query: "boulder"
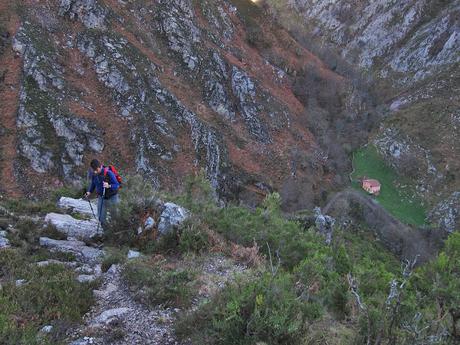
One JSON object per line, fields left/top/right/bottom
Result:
{"left": 69, "top": 337, "right": 95, "bottom": 345}
{"left": 57, "top": 197, "right": 97, "bottom": 217}
{"left": 127, "top": 250, "right": 141, "bottom": 259}
{"left": 15, "top": 279, "right": 27, "bottom": 287}
{"left": 39, "top": 237, "right": 103, "bottom": 264}
{"left": 0, "top": 231, "right": 10, "bottom": 249}
{"left": 45, "top": 213, "right": 101, "bottom": 240}
{"left": 314, "top": 207, "right": 335, "bottom": 245}
{"left": 77, "top": 274, "right": 97, "bottom": 283}
{"left": 158, "top": 202, "right": 189, "bottom": 235}
{"left": 92, "top": 307, "right": 131, "bottom": 325}
{"left": 144, "top": 217, "right": 155, "bottom": 230}
{"left": 75, "top": 263, "right": 102, "bottom": 276}
{"left": 93, "top": 282, "right": 117, "bottom": 299}
{"left": 40, "top": 325, "right": 53, "bottom": 334}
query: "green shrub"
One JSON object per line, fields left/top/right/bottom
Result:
{"left": 101, "top": 247, "right": 127, "bottom": 272}
{"left": 50, "top": 185, "right": 86, "bottom": 201}
{"left": 178, "top": 217, "right": 211, "bottom": 254}
{"left": 413, "top": 232, "right": 460, "bottom": 339}
{"left": 172, "top": 170, "right": 217, "bottom": 214}
{"left": 104, "top": 175, "right": 159, "bottom": 247}
{"left": 176, "top": 270, "right": 307, "bottom": 345}
{"left": 0, "top": 249, "right": 94, "bottom": 344}
{"left": 205, "top": 193, "right": 329, "bottom": 269}
{"left": 0, "top": 180, "right": 82, "bottom": 216}
{"left": 122, "top": 257, "right": 197, "bottom": 308}
{"left": 7, "top": 219, "right": 66, "bottom": 255}
{"left": 2, "top": 199, "right": 58, "bottom": 216}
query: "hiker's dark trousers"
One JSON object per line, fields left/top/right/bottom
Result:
{"left": 97, "top": 194, "right": 120, "bottom": 226}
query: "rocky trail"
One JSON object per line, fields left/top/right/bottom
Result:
{"left": 68, "top": 264, "right": 179, "bottom": 345}
{"left": 22, "top": 196, "right": 246, "bottom": 345}
{"left": 41, "top": 197, "right": 177, "bottom": 344}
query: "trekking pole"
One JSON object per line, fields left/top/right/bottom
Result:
{"left": 85, "top": 195, "right": 98, "bottom": 221}
{"left": 84, "top": 169, "right": 99, "bottom": 222}
{"left": 96, "top": 187, "right": 106, "bottom": 232}
{"left": 84, "top": 193, "right": 102, "bottom": 234}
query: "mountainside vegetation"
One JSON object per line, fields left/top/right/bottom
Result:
{"left": 1, "top": 175, "right": 458, "bottom": 344}
{"left": 0, "top": 0, "right": 459, "bottom": 344}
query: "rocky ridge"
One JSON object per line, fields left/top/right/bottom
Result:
{"left": 281, "top": 0, "right": 459, "bottom": 85}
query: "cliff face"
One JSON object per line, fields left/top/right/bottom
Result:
{"left": 267, "top": 0, "right": 460, "bottom": 229}
{"left": 0, "top": 0, "right": 375, "bottom": 210}
{"left": 280, "top": 0, "right": 459, "bottom": 85}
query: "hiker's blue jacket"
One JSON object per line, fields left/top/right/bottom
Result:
{"left": 88, "top": 166, "right": 120, "bottom": 196}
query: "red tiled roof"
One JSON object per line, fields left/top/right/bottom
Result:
{"left": 363, "top": 179, "right": 381, "bottom": 188}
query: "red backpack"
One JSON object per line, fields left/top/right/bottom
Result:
{"left": 103, "top": 165, "right": 123, "bottom": 188}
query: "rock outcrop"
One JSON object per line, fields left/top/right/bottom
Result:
{"left": 59, "top": 0, "right": 107, "bottom": 30}
{"left": 58, "top": 197, "right": 97, "bottom": 217}
{"left": 313, "top": 207, "right": 335, "bottom": 245}
{"left": 68, "top": 264, "right": 179, "bottom": 345}
{"left": 428, "top": 191, "right": 460, "bottom": 234}
{"left": 280, "top": 0, "right": 460, "bottom": 84}
{"left": 12, "top": 22, "right": 104, "bottom": 179}
{"left": 158, "top": 202, "right": 190, "bottom": 236}
{"left": 2, "top": 0, "right": 366, "bottom": 210}
{"left": 39, "top": 237, "right": 103, "bottom": 263}
{"left": 45, "top": 213, "right": 101, "bottom": 240}
{"left": 0, "top": 230, "right": 10, "bottom": 249}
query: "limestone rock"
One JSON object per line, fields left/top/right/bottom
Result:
{"left": 93, "top": 282, "right": 117, "bottom": 299}
{"left": 144, "top": 217, "right": 155, "bottom": 231}
{"left": 40, "top": 325, "right": 53, "bottom": 334}
{"left": 13, "top": 23, "right": 104, "bottom": 178}
{"left": 428, "top": 191, "right": 460, "bottom": 233}
{"left": 59, "top": 0, "right": 107, "bottom": 30}
{"left": 15, "top": 279, "right": 27, "bottom": 287}
{"left": 77, "top": 274, "right": 97, "bottom": 283}
{"left": 127, "top": 250, "right": 141, "bottom": 259}
{"left": 231, "top": 66, "right": 269, "bottom": 143}
{"left": 39, "top": 237, "right": 103, "bottom": 263}
{"left": 158, "top": 202, "right": 189, "bottom": 235}
{"left": 92, "top": 307, "right": 131, "bottom": 325}
{"left": 69, "top": 337, "right": 95, "bottom": 345}
{"left": 44, "top": 213, "right": 101, "bottom": 240}
{"left": 0, "top": 231, "right": 10, "bottom": 249}
{"left": 314, "top": 207, "right": 335, "bottom": 244}
{"left": 35, "top": 259, "right": 78, "bottom": 268}
{"left": 75, "top": 263, "right": 102, "bottom": 276}
{"left": 156, "top": 0, "right": 201, "bottom": 70}
{"left": 284, "top": 0, "right": 460, "bottom": 84}
{"left": 58, "top": 197, "right": 97, "bottom": 217}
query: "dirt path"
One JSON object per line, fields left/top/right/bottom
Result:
{"left": 68, "top": 253, "right": 246, "bottom": 345}
{"left": 68, "top": 264, "right": 179, "bottom": 345}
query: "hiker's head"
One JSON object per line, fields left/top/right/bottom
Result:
{"left": 90, "top": 159, "right": 102, "bottom": 174}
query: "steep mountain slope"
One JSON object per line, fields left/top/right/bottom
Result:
{"left": 266, "top": 0, "right": 460, "bottom": 229}
{"left": 0, "top": 0, "right": 376, "bottom": 210}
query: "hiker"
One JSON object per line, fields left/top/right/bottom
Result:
{"left": 85, "top": 159, "right": 120, "bottom": 227}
